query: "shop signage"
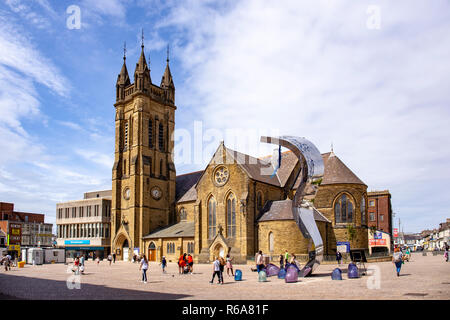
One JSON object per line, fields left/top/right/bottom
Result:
{"left": 369, "top": 239, "right": 386, "bottom": 246}
{"left": 65, "top": 240, "right": 90, "bottom": 245}
{"left": 337, "top": 241, "right": 350, "bottom": 253}
{"left": 393, "top": 228, "right": 398, "bottom": 237}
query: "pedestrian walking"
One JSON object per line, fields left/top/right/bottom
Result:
{"left": 160, "top": 256, "right": 167, "bottom": 273}
{"left": 392, "top": 247, "right": 403, "bottom": 277}
{"left": 178, "top": 254, "right": 186, "bottom": 274}
{"left": 444, "top": 243, "right": 449, "bottom": 262}
{"left": 226, "top": 254, "right": 234, "bottom": 276}
{"left": 80, "top": 254, "right": 85, "bottom": 267}
{"left": 336, "top": 251, "right": 342, "bottom": 265}
{"left": 113, "top": 252, "right": 116, "bottom": 263}
{"left": 279, "top": 254, "right": 284, "bottom": 269}
{"left": 256, "top": 251, "right": 265, "bottom": 273}
{"left": 187, "top": 254, "right": 194, "bottom": 274}
{"left": 209, "top": 257, "right": 222, "bottom": 284}
{"left": 73, "top": 256, "right": 80, "bottom": 275}
{"left": 96, "top": 256, "right": 100, "bottom": 265}
{"left": 218, "top": 256, "right": 225, "bottom": 283}
{"left": 284, "top": 250, "right": 289, "bottom": 266}
{"left": 107, "top": 254, "right": 112, "bottom": 266}
{"left": 140, "top": 254, "right": 149, "bottom": 283}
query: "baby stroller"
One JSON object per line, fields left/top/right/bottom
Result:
{"left": 183, "top": 265, "right": 189, "bottom": 274}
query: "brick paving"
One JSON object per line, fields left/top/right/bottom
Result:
{"left": 0, "top": 253, "right": 448, "bottom": 300}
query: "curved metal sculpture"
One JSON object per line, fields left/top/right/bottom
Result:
{"left": 261, "top": 135, "right": 324, "bottom": 276}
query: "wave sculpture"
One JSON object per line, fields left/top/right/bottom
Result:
{"left": 260, "top": 136, "right": 325, "bottom": 276}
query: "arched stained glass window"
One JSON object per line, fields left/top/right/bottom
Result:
{"left": 227, "top": 193, "right": 236, "bottom": 238}
{"left": 361, "top": 196, "right": 366, "bottom": 225}
{"left": 334, "top": 194, "right": 354, "bottom": 224}
{"left": 269, "top": 232, "right": 274, "bottom": 252}
{"left": 208, "top": 197, "right": 217, "bottom": 239}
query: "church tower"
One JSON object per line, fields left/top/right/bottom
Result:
{"left": 111, "top": 37, "right": 176, "bottom": 261}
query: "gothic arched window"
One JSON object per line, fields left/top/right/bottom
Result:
{"left": 361, "top": 196, "right": 366, "bottom": 225}
{"left": 226, "top": 193, "right": 236, "bottom": 238}
{"left": 179, "top": 207, "right": 187, "bottom": 221}
{"left": 257, "top": 191, "right": 263, "bottom": 210}
{"left": 269, "top": 232, "right": 274, "bottom": 252}
{"left": 334, "top": 193, "right": 354, "bottom": 224}
{"left": 208, "top": 196, "right": 217, "bottom": 239}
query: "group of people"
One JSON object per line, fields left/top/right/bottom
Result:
{"left": 178, "top": 253, "right": 194, "bottom": 274}
{"left": 278, "top": 251, "right": 300, "bottom": 269}
{"left": 209, "top": 254, "right": 234, "bottom": 284}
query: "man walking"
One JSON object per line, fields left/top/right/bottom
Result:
{"left": 256, "top": 251, "right": 265, "bottom": 273}
{"left": 284, "top": 250, "right": 289, "bottom": 266}
{"left": 113, "top": 252, "right": 116, "bottom": 263}
{"left": 210, "top": 257, "right": 222, "bottom": 284}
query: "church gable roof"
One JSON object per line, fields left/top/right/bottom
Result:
{"left": 143, "top": 221, "right": 195, "bottom": 239}
{"left": 321, "top": 152, "right": 366, "bottom": 186}
{"left": 176, "top": 170, "right": 203, "bottom": 203}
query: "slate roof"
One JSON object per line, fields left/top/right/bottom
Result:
{"left": 143, "top": 221, "right": 195, "bottom": 239}
{"left": 257, "top": 199, "right": 331, "bottom": 223}
{"left": 321, "top": 151, "right": 366, "bottom": 186}
{"left": 175, "top": 171, "right": 203, "bottom": 203}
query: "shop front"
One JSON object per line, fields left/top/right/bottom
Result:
{"left": 64, "top": 240, "right": 110, "bottom": 260}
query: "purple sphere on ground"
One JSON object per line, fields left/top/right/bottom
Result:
{"left": 278, "top": 268, "right": 286, "bottom": 279}
{"left": 285, "top": 265, "right": 299, "bottom": 283}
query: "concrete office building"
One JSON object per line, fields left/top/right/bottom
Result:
{"left": 56, "top": 190, "right": 112, "bottom": 259}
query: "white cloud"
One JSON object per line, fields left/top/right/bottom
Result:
{"left": 156, "top": 0, "right": 450, "bottom": 232}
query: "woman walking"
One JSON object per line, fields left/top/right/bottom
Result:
{"left": 392, "top": 247, "right": 403, "bottom": 277}
{"left": 218, "top": 256, "right": 225, "bottom": 284}
{"left": 140, "top": 254, "right": 149, "bottom": 283}
{"left": 160, "top": 256, "right": 167, "bottom": 273}
{"left": 178, "top": 254, "right": 186, "bottom": 274}
{"left": 226, "top": 254, "right": 234, "bottom": 276}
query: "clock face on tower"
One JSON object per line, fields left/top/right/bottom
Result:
{"left": 151, "top": 187, "right": 162, "bottom": 200}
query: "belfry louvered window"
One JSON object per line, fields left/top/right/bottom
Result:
{"left": 148, "top": 119, "right": 153, "bottom": 148}
{"left": 124, "top": 122, "right": 128, "bottom": 149}
{"left": 159, "top": 123, "right": 164, "bottom": 151}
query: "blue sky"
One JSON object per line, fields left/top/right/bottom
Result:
{"left": 0, "top": 0, "right": 449, "bottom": 233}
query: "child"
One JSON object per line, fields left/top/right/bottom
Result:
{"left": 279, "top": 254, "right": 284, "bottom": 269}
{"left": 96, "top": 257, "right": 100, "bottom": 265}
{"left": 160, "top": 256, "right": 167, "bottom": 273}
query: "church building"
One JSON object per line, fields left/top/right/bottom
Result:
{"left": 110, "top": 41, "right": 369, "bottom": 263}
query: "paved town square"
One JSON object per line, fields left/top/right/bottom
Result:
{"left": 0, "top": 253, "right": 448, "bottom": 300}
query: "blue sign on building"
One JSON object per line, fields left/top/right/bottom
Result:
{"left": 374, "top": 232, "right": 382, "bottom": 239}
{"left": 65, "top": 240, "right": 90, "bottom": 245}
{"left": 337, "top": 241, "right": 350, "bottom": 253}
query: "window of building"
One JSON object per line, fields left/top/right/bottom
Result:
{"left": 380, "top": 214, "right": 384, "bottom": 222}
{"left": 166, "top": 242, "right": 175, "bottom": 254}
{"left": 334, "top": 193, "right": 354, "bottom": 224}
{"left": 160, "top": 159, "right": 163, "bottom": 176}
{"left": 159, "top": 123, "right": 164, "bottom": 151}
{"left": 369, "top": 212, "right": 376, "bottom": 221}
{"left": 72, "top": 207, "right": 76, "bottom": 218}
{"left": 226, "top": 193, "right": 236, "bottom": 238}
{"left": 269, "top": 232, "right": 274, "bottom": 252}
{"left": 179, "top": 208, "right": 187, "bottom": 221}
{"left": 124, "top": 122, "right": 128, "bottom": 149}
{"left": 148, "top": 118, "right": 153, "bottom": 148}
{"left": 369, "top": 200, "right": 375, "bottom": 207}
{"left": 208, "top": 196, "right": 217, "bottom": 239}
{"left": 257, "top": 191, "right": 263, "bottom": 211}
{"left": 187, "top": 242, "right": 194, "bottom": 254}
{"left": 361, "top": 196, "right": 366, "bottom": 225}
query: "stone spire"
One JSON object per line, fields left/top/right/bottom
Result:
{"left": 161, "top": 44, "right": 175, "bottom": 103}
{"left": 134, "top": 29, "right": 151, "bottom": 92}
{"left": 116, "top": 42, "right": 130, "bottom": 102}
